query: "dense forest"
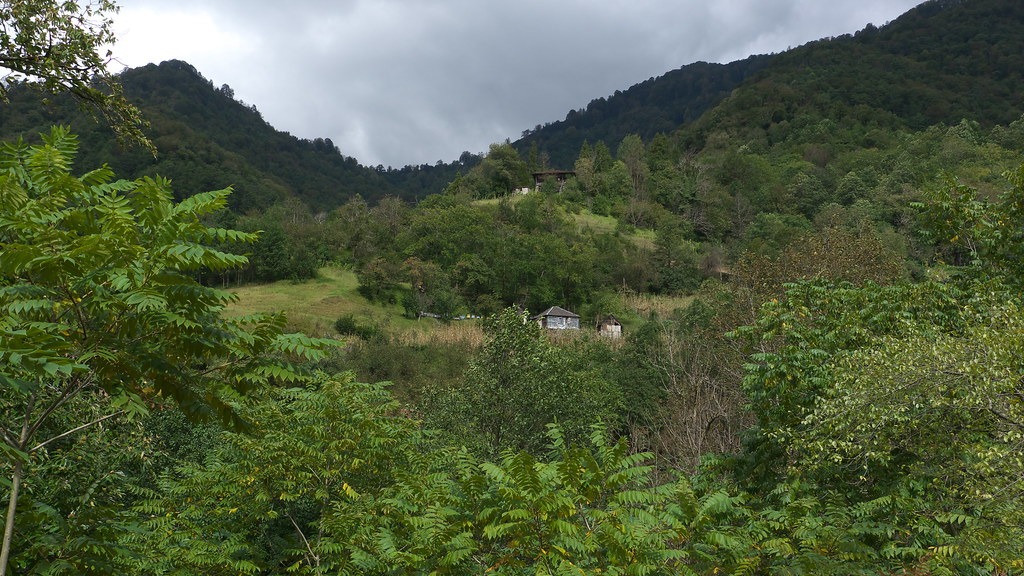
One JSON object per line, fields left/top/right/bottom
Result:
{"left": 3, "top": 0, "right": 1024, "bottom": 573}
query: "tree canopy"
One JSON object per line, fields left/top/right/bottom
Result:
{"left": 0, "top": 0, "right": 148, "bottom": 148}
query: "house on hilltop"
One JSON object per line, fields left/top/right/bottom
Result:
{"left": 532, "top": 306, "right": 580, "bottom": 330}
{"left": 532, "top": 170, "right": 575, "bottom": 192}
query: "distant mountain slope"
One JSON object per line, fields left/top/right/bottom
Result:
{"left": 684, "top": 0, "right": 1024, "bottom": 151}
{"left": 512, "top": 55, "right": 773, "bottom": 167}
{"left": 519, "top": 0, "right": 1023, "bottom": 165}
{"left": 2, "top": 0, "right": 1021, "bottom": 214}
{"left": 125, "top": 60, "right": 403, "bottom": 211}
{"left": 861, "top": 0, "right": 1023, "bottom": 127}
{"left": 0, "top": 60, "right": 409, "bottom": 212}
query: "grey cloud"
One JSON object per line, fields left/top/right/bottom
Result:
{"left": 115, "top": 0, "right": 921, "bottom": 167}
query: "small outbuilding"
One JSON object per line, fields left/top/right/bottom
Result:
{"left": 532, "top": 306, "right": 580, "bottom": 330}
{"left": 597, "top": 314, "right": 623, "bottom": 338}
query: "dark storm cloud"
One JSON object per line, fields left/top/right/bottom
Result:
{"left": 114, "top": 0, "right": 921, "bottom": 167}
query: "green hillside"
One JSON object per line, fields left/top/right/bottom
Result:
{"left": 518, "top": 0, "right": 1024, "bottom": 171}
{"left": 2, "top": 1, "right": 1021, "bottom": 215}
{"left": 687, "top": 0, "right": 1024, "bottom": 153}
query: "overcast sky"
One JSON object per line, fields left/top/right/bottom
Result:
{"left": 111, "top": 0, "right": 922, "bottom": 168}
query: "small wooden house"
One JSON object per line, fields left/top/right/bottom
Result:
{"left": 532, "top": 306, "right": 580, "bottom": 330}
{"left": 597, "top": 314, "right": 622, "bottom": 338}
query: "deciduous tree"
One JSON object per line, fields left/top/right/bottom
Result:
{"left": 423, "top": 308, "right": 621, "bottom": 457}
{"left": 0, "top": 0, "right": 149, "bottom": 149}
{"left": 0, "top": 129, "right": 333, "bottom": 573}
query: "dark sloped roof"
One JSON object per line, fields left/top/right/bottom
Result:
{"left": 531, "top": 170, "right": 576, "bottom": 178}
{"left": 533, "top": 305, "right": 579, "bottom": 319}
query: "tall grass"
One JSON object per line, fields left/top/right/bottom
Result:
{"left": 393, "top": 320, "right": 485, "bottom": 348}
{"left": 619, "top": 291, "right": 694, "bottom": 318}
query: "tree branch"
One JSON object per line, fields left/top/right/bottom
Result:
{"left": 30, "top": 410, "right": 124, "bottom": 454}
{"left": 985, "top": 406, "right": 1024, "bottom": 433}
{"left": 25, "top": 375, "right": 93, "bottom": 447}
{"left": 288, "top": 511, "right": 320, "bottom": 567}
{"left": 0, "top": 427, "right": 18, "bottom": 451}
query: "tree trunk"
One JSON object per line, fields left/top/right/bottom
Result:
{"left": 1, "top": 397, "right": 34, "bottom": 576}
{"left": 0, "top": 460, "right": 24, "bottom": 576}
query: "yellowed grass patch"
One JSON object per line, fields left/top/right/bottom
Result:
{"left": 393, "top": 320, "right": 486, "bottom": 348}
{"left": 619, "top": 291, "right": 694, "bottom": 318}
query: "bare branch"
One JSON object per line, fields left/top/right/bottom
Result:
{"left": 25, "top": 374, "right": 94, "bottom": 446}
{"left": 288, "top": 512, "right": 320, "bottom": 567}
{"left": 30, "top": 410, "right": 124, "bottom": 454}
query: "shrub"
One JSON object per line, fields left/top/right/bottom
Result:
{"left": 333, "top": 314, "right": 379, "bottom": 340}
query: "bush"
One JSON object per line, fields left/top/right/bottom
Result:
{"left": 333, "top": 314, "right": 380, "bottom": 340}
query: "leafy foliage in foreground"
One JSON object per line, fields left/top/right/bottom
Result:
{"left": 0, "top": 128, "right": 336, "bottom": 573}
{"left": 721, "top": 168, "right": 1024, "bottom": 574}
{"left": 0, "top": 0, "right": 149, "bottom": 149}
{"left": 121, "top": 373, "right": 754, "bottom": 575}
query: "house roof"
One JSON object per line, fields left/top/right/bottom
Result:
{"left": 532, "top": 305, "right": 579, "bottom": 319}
{"left": 598, "top": 314, "right": 621, "bottom": 326}
{"left": 531, "top": 170, "right": 576, "bottom": 178}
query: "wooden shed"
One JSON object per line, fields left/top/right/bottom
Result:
{"left": 597, "top": 314, "right": 623, "bottom": 338}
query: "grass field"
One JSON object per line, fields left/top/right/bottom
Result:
{"left": 471, "top": 194, "right": 657, "bottom": 250}
{"left": 570, "top": 210, "right": 617, "bottom": 234}
{"left": 226, "top": 267, "right": 487, "bottom": 343}
{"left": 619, "top": 291, "right": 694, "bottom": 319}
{"left": 569, "top": 210, "right": 656, "bottom": 250}
{"left": 224, "top": 267, "right": 412, "bottom": 337}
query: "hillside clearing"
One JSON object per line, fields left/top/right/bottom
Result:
{"left": 226, "top": 267, "right": 695, "bottom": 341}
{"left": 225, "top": 267, "right": 408, "bottom": 337}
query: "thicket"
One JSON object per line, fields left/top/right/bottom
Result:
{"left": 201, "top": 111, "right": 1023, "bottom": 321}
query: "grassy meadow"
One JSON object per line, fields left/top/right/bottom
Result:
{"left": 569, "top": 210, "right": 657, "bottom": 250}
{"left": 224, "top": 267, "right": 403, "bottom": 337}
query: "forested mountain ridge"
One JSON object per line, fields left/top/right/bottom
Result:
{"left": 523, "top": 0, "right": 1024, "bottom": 166}
{"left": 117, "top": 60, "right": 401, "bottom": 211}
{"left": 512, "top": 54, "right": 774, "bottom": 167}
{"left": 1, "top": 0, "right": 1021, "bottom": 211}
{"left": 685, "top": 0, "right": 1024, "bottom": 153}
{"left": 0, "top": 60, "right": 474, "bottom": 212}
